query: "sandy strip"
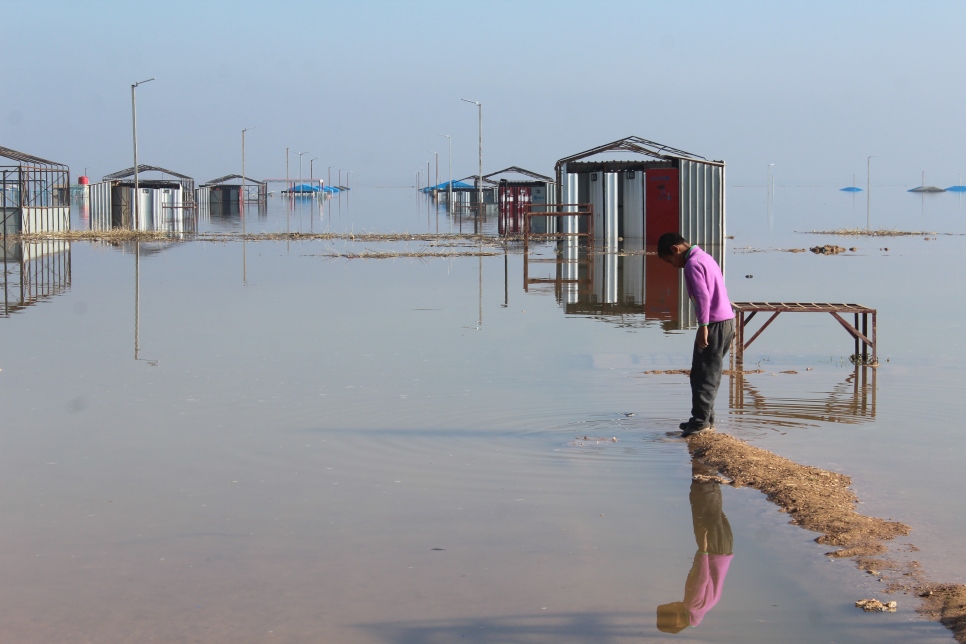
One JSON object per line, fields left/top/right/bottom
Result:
{"left": 687, "top": 432, "right": 966, "bottom": 642}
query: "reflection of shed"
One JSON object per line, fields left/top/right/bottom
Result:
{"left": 0, "top": 146, "right": 70, "bottom": 235}
{"left": 484, "top": 167, "right": 556, "bottom": 235}
{"left": 523, "top": 242, "right": 725, "bottom": 331}
{"left": 555, "top": 136, "right": 725, "bottom": 247}
{"left": 199, "top": 174, "right": 268, "bottom": 216}
{"left": 1, "top": 238, "right": 71, "bottom": 317}
{"left": 90, "top": 165, "right": 195, "bottom": 231}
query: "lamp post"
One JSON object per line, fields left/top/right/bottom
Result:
{"left": 461, "top": 98, "right": 482, "bottom": 217}
{"left": 867, "top": 156, "right": 874, "bottom": 231}
{"left": 242, "top": 127, "right": 255, "bottom": 208}
{"left": 346, "top": 170, "right": 351, "bottom": 191}
{"left": 131, "top": 77, "right": 155, "bottom": 229}
{"left": 438, "top": 133, "right": 452, "bottom": 209}
{"left": 310, "top": 158, "right": 318, "bottom": 185}
{"left": 328, "top": 166, "right": 332, "bottom": 191}
{"left": 298, "top": 152, "right": 306, "bottom": 195}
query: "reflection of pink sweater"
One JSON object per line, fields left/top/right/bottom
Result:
{"left": 684, "top": 553, "right": 733, "bottom": 626}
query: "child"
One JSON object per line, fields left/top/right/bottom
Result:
{"left": 657, "top": 233, "right": 735, "bottom": 437}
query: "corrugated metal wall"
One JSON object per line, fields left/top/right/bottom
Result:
{"left": 678, "top": 160, "right": 725, "bottom": 246}
{"left": 21, "top": 207, "right": 69, "bottom": 234}
{"left": 622, "top": 171, "right": 644, "bottom": 240}
{"left": 89, "top": 181, "right": 113, "bottom": 230}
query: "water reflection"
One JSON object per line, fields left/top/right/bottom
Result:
{"left": 657, "top": 451, "right": 734, "bottom": 633}
{"left": 523, "top": 242, "right": 726, "bottom": 331}
{"left": 1, "top": 238, "right": 71, "bottom": 317}
{"left": 729, "top": 367, "right": 876, "bottom": 427}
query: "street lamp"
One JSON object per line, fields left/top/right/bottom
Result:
{"left": 867, "top": 156, "right": 874, "bottom": 231}
{"left": 461, "top": 98, "right": 482, "bottom": 216}
{"left": 242, "top": 126, "right": 255, "bottom": 208}
{"left": 131, "top": 77, "right": 155, "bottom": 229}
{"left": 438, "top": 133, "right": 452, "bottom": 209}
{"left": 310, "top": 158, "right": 318, "bottom": 185}
{"left": 298, "top": 152, "right": 306, "bottom": 194}
{"left": 346, "top": 170, "right": 352, "bottom": 191}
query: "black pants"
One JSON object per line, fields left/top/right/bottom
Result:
{"left": 689, "top": 318, "right": 735, "bottom": 429}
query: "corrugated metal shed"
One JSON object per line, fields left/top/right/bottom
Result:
{"left": 554, "top": 136, "right": 725, "bottom": 248}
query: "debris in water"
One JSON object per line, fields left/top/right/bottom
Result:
{"left": 745, "top": 274, "right": 754, "bottom": 278}
{"left": 855, "top": 599, "right": 897, "bottom": 612}
{"left": 810, "top": 245, "right": 847, "bottom": 255}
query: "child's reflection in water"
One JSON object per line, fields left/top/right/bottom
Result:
{"left": 657, "top": 457, "right": 734, "bottom": 633}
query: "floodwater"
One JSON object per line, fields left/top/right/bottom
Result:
{"left": 1, "top": 184, "right": 964, "bottom": 642}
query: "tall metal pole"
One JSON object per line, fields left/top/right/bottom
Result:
{"left": 310, "top": 158, "right": 318, "bottom": 183}
{"left": 131, "top": 77, "right": 155, "bottom": 230}
{"left": 286, "top": 147, "right": 290, "bottom": 194}
{"left": 461, "top": 99, "right": 482, "bottom": 218}
{"left": 867, "top": 156, "right": 873, "bottom": 231}
{"left": 435, "top": 151, "right": 439, "bottom": 198}
{"left": 298, "top": 152, "right": 305, "bottom": 195}
{"left": 439, "top": 134, "right": 451, "bottom": 209}
{"left": 328, "top": 167, "right": 332, "bottom": 191}
{"left": 242, "top": 127, "right": 255, "bottom": 209}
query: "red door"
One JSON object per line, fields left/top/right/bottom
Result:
{"left": 645, "top": 169, "right": 678, "bottom": 245}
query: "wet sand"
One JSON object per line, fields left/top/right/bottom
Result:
{"left": 688, "top": 432, "right": 966, "bottom": 642}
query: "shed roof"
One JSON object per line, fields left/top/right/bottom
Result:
{"left": 0, "top": 145, "right": 67, "bottom": 169}
{"left": 103, "top": 164, "right": 194, "bottom": 182}
{"left": 483, "top": 166, "right": 554, "bottom": 183}
{"left": 202, "top": 173, "right": 267, "bottom": 187}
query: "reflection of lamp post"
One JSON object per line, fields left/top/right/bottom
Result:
{"left": 460, "top": 98, "right": 482, "bottom": 216}
{"left": 242, "top": 126, "right": 255, "bottom": 207}
{"left": 438, "top": 134, "right": 452, "bottom": 209}
{"left": 131, "top": 77, "right": 155, "bottom": 229}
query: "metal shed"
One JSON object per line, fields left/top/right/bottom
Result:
{"left": 484, "top": 166, "right": 556, "bottom": 235}
{"left": 90, "top": 165, "right": 195, "bottom": 231}
{"left": 199, "top": 174, "right": 268, "bottom": 216}
{"left": 0, "top": 146, "right": 71, "bottom": 235}
{"left": 555, "top": 136, "right": 725, "bottom": 248}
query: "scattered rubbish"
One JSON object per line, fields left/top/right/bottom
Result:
{"left": 780, "top": 370, "right": 798, "bottom": 374}
{"left": 745, "top": 274, "right": 754, "bottom": 278}
{"left": 644, "top": 369, "right": 690, "bottom": 375}
{"left": 722, "top": 369, "right": 765, "bottom": 375}
{"left": 849, "top": 247, "right": 858, "bottom": 252}
{"left": 787, "top": 248, "right": 807, "bottom": 253}
{"left": 810, "top": 245, "right": 847, "bottom": 255}
{"left": 855, "top": 599, "right": 897, "bottom": 612}
{"left": 623, "top": 412, "right": 635, "bottom": 417}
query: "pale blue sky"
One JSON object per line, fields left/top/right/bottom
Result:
{"left": 2, "top": 0, "right": 964, "bottom": 187}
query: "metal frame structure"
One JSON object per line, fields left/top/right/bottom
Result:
{"left": 2, "top": 239, "right": 71, "bottom": 317}
{"left": 0, "top": 146, "right": 70, "bottom": 236}
{"left": 522, "top": 203, "right": 594, "bottom": 253}
{"left": 731, "top": 302, "right": 877, "bottom": 366}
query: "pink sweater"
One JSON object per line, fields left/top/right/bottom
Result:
{"left": 684, "top": 246, "right": 734, "bottom": 325}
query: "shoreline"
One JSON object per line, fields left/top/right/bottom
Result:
{"left": 688, "top": 432, "right": 966, "bottom": 642}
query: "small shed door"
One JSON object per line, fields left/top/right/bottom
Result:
{"left": 645, "top": 168, "right": 678, "bottom": 245}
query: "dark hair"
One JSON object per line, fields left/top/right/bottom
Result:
{"left": 657, "top": 232, "right": 688, "bottom": 257}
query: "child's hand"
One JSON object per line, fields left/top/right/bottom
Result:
{"left": 696, "top": 326, "right": 709, "bottom": 349}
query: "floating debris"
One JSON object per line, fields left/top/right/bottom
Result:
{"left": 810, "top": 245, "right": 847, "bottom": 255}
{"left": 856, "top": 599, "right": 897, "bottom": 612}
